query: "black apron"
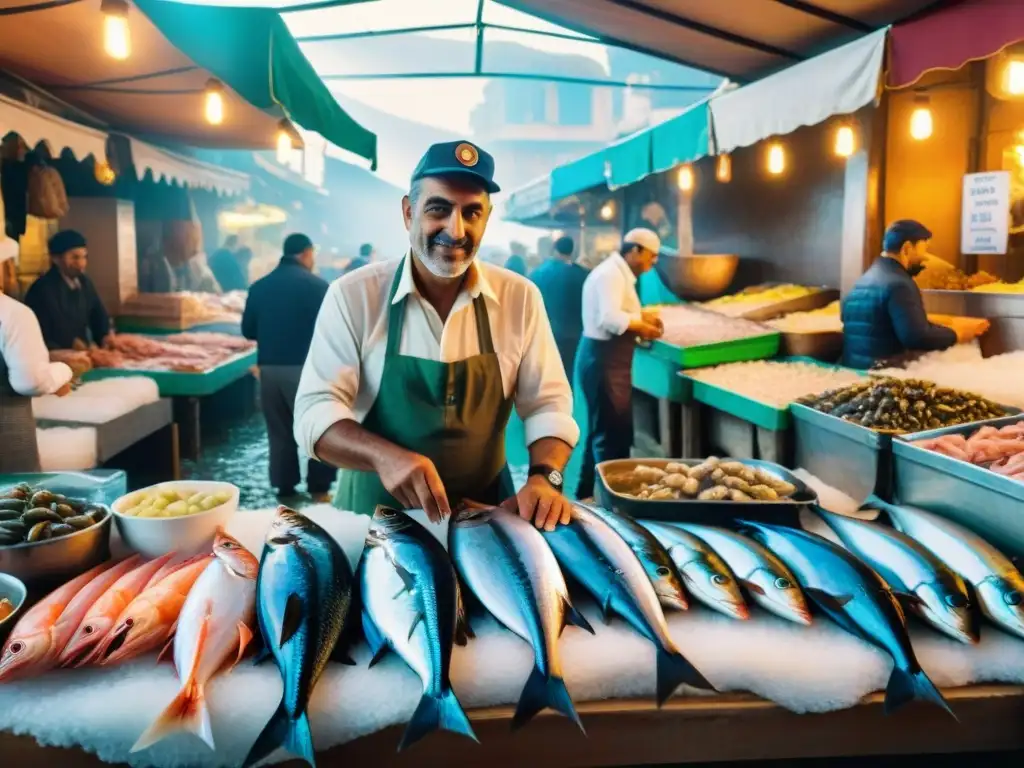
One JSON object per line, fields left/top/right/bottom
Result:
{"left": 575, "top": 333, "right": 636, "bottom": 499}
{"left": 0, "top": 352, "right": 41, "bottom": 473}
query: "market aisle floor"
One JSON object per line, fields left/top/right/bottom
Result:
{"left": 183, "top": 382, "right": 591, "bottom": 510}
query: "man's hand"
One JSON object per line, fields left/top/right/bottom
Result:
{"left": 502, "top": 475, "right": 572, "bottom": 531}
{"left": 55, "top": 383, "right": 72, "bottom": 397}
{"left": 636, "top": 321, "right": 664, "bottom": 340}
{"left": 374, "top": 446, "right": 451, "bottom": 523}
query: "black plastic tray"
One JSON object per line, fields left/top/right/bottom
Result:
{"left": 595, "top": 458, "right": 814, "bottom": 527}
{"left": 893, "top": 414, "right": 1024, "bottom": 558}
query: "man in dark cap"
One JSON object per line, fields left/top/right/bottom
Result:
{"left": 841, "top": 219, "right": 970, "bottom": 369}
{"left": 343, "top": 242, "right": 375, "bottom": 275}
{"left": 294, "top": 140, "right": 578, "bottom": 529}
{"left": 530, "top": 234, "right": 588, "bottom": 379}
{"left": 243, "top": 233, "right": 335, "bottom": 502}
{"left": 24, "top": 229, "right": 111, "bottom": 350}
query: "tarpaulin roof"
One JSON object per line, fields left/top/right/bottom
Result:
{"left": 497, "top": 0, "right": 942, "bottom": 82}
{"left": 888, "top": 0, "right": 1024, "bottom": 89}
{"left": 0, "top": 0, "right": 376, "bottom": 165}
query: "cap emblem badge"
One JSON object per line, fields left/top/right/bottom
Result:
{"left": 456, "top": 143, "right": 479, "bottom": 167}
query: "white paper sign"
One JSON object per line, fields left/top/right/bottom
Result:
{"left": 961, "top": 171, "right": 1010, "bottom": 255}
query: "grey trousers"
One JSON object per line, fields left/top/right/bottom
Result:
{"left": 259, "top": 365, "right": 336, "bottom": 494}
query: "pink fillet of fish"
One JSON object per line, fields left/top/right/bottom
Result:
{"left": 0, "top": 561, "right": 116, "bottom": 682}
{"left": 132, "top": 530, "right": 259, "bottom": 753}
{"left": 97, "top": 554, "right": 214, "bottom": 667}
{"left": 59, "top": 552, "right": 177, "bottom": 668}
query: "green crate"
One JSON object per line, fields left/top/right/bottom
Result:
{"left": 632, "top": 347, "right": 691, "bottom": 402}
{"left": 83, "top": 349, "right": 257, "bottom": 397}
{"left": 650, "top": 332, "right": 781, "bottom": 368}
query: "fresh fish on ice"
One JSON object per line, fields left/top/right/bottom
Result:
{"left": 815, "top": 505, "right": 976, "bottom": 644}
{"left": 60, "top": 552, "right": 178, "bottom": 667}
{"left": 742, "top": 520, "right": 954, "bottom": 718}
{"left": 361, "top": 506, "right": 477, "bottom": 751}
{"left": 0, "top": 560, "right": 122, "bottom": 682}
{"left": 584, "top": 505, "right": 689, "bottom": 611}
{"left": 450, "top": 505, "right": 593, "bottom": 732}
{"left": 871, "top": 496, "right": 1024, "bottom": 640}
{"left": 674, "top": 523, "right": 810, "bottom": 626}
{"left": 543, "top": 503, "right": 715, "bottom": 703}
{"left": 96, "top": 554, "right": 213, "bottom": 666}
{"left": 244, "top": 507, "right": 354, "bottom": 768}
{"left": 132, "top": 530, "right": 259, "bottom": 753}
{"left": 639, "top": 520, "right": 748, "bottom": 621}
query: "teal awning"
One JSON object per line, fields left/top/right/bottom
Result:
{"left": 651, "top": 101, "right": 711, "bottom": 173}
{"left": 605, "top": 130, "right": 652, "bottom": 189}
{"left": 550, "top": 148, "right": 607, "bottom": 200}
{"left": 134, "top": 0, "right": 377, "bottom": 169}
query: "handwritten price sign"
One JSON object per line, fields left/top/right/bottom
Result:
{"left": 961, "top": 171, "right": 1009, "bottom": 255}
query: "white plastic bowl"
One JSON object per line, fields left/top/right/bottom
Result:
{"left": 112, "top": 481, "right": 240, "bottom": 558}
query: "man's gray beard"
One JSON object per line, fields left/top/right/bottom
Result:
{"left": 415, "top": 246, "right": 472, "bottom": 279}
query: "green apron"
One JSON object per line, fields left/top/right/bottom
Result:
{"left": 334, "top": 259, "right": 516, "bottom": 515}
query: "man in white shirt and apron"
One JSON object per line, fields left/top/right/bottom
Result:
{"left": 575, "top": 228, "right": 664, "bottom": 499}
{"left": 293, "top": 141, "right": 579, "bottom": 530}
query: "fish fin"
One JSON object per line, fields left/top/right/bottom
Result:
{"left": 279, "top": 593, "right": 304, "bottom": 648}
{"left": 512, "top": 666, "right": 584, "bottom": 734}
{"left": 741, "top": 579, "right": 766, "bottom": 597}
{"left": 329, "top": 633, "right": 358, "bottom": 666}
{"left": 884, "top": 665, "right": 957, "bottom": 721}
{"left": 454, "top": 582, "right": 474, "bottom": 647}
{"left": 561, "top": 597, "right": 595, "bottom": 636}
{"left": 231, "top": 621, "right": 254, "bottom": 671}
{"left": 892, "top": 590, "right": 923, "bottom": 607}
{"left": 131, "top": 680, "right": 213, "bottom": 753}
{"left": 251, "top": 643, "right": 273, "bottom": 666}
{"left": 242, "top": 701, "right": 314, "bottom": 768}
{"left": 601, "top": 591, "right": 615, "bottom": 625}
{"left": 656, "top": 648, "right": 715, "bottom": 704}
{"left": 362, "top": 610, "right": 390, "bottom": 668}
{"left": 407, "top": 611, "right": 425, "bottom": 641}
{"left": 399, "top": 687, "right": 478, "bottom": 752}
{"left": 391, "top": 562, "right": 417, "bottom": 599}
{"left": 156, "top": 636, "right": 175, "bottom": 665}
{"left": 804, "top": 587, "right": 854, "bottom": 610}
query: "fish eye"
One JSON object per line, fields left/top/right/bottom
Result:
{"left": 711, "top": 574, "right": 729, "bottom": 586}
{"left": 774, "top": 577, "right": 792, "bottom": 590}
{"left": 8, "top": 642, "right": 23, "bottom": 654}
{"left": 381, "top": 508, "right": 395, "bottom": 518}
{"left": 220, "top": 541, "right": 236, "bottom": 549}
{"left": 83, "top": 625, "right": 94, "bottom": 635}
{"left": 655, "top": 566, "right": 671, "bottom": 577}
{"left": 946, "top": 594, "right": 968, "bottom": 608}
{"left": 124, "top": 618, "right": 135, "bottom": 628}
{"left": 1005, "top": 591, "right": 1022, "bottom": 606}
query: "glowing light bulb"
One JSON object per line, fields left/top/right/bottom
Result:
{"left": 834, "top": 125, "right": 855, "bottom": 158}
{"left": 716, "top": 154, "right": 731, "bottom": 183}
{"left": 1008, "top": 60, "right": 1024, "bottom": 96}
{"left": 204, "top": 80, "right": 224, "bottom": 126}
{"left": 677, "top": 164, "right": 694, "bottom": 192}
{"left": 910, "top": 93, "right": 933, "bottom": 141}
{"left": 599, "top": 201, "right": 615, "bottom": 221}
{"left": 767, "top": 143, "right": 785, "bottom": 176}
{"left": 102, "top": 0, "right": 130, "bottom": 61}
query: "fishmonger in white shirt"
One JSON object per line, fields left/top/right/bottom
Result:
{"left": 0, "top": 237, "right": 74, "bottom": 473}
{"left": 575, "top": 228, "right": 664, "bottom": 499}
{"left": 294, "top": 140, "right": 579, "bottom": 530}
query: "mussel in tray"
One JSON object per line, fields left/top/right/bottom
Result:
{"left": 799, "top": 378, "right": 1005, "bottom": 433}
{"left": 0, "top": 485, "right": 107, "bottom": 546}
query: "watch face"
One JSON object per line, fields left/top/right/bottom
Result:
{"left": 549, "top": 470, "right": 564, "bottom": 487}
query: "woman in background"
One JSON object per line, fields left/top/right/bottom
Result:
{"left": 0, "top": 236, "right": 74, "bottom": 472}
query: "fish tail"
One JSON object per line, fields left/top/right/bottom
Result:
{"left": 884, "top": 665, "right": 957, "bottom": 720}
{"left": 242, "top": 701, "right": 316, "bottom": 768}
{"left": 512, "top": 665, "right": 584, "bottom": 734}
{"left": 131, "top": 681, "right": 213, "bottom": 753}
{"left": 656, "top": 648, "right": 715, "bottom": 704}
{"left": 398, "top": 687, "right": 478, "bottom": 752}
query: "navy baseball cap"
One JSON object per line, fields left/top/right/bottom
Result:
{"left": 883, "top": 219, "right": 932, "bottom": 253}
{"left": 411, "top": 140, "right": 501, "bottom": 194}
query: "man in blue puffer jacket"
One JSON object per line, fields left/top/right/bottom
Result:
{"left": 841, "top": 220, "right": 958, "bottom": 369}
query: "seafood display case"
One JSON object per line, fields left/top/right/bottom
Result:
{"left": 82, "top": 349, "right": 257, "bottom": 397}
{"left": 596, "top": 458, "right": 815, "bottom": 526}
{"left": 893, "top": 414, "right": 1024, "bottom": 559}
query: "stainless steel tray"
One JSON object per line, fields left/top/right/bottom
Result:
{"left": 893, "top": 415, "right": 1024, "bottom": 558}
{"left": 595, "top": 458, "right": 815, "bottom": 527}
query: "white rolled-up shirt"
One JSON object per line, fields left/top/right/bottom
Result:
{"left": 0, "top": 293, "right": 73, "bottom": 396}
{"left": 294, "top": 254, "right": 579, "bottom": 460}
{"left": 581, "top": 252, "right": 643, "bottom": 340}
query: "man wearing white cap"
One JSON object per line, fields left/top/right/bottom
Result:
{"left": 575, "top": 228, "right": 664, "bottom": 499}
{"left": 0, "top": 236, "right": 74, "bottom": 473}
